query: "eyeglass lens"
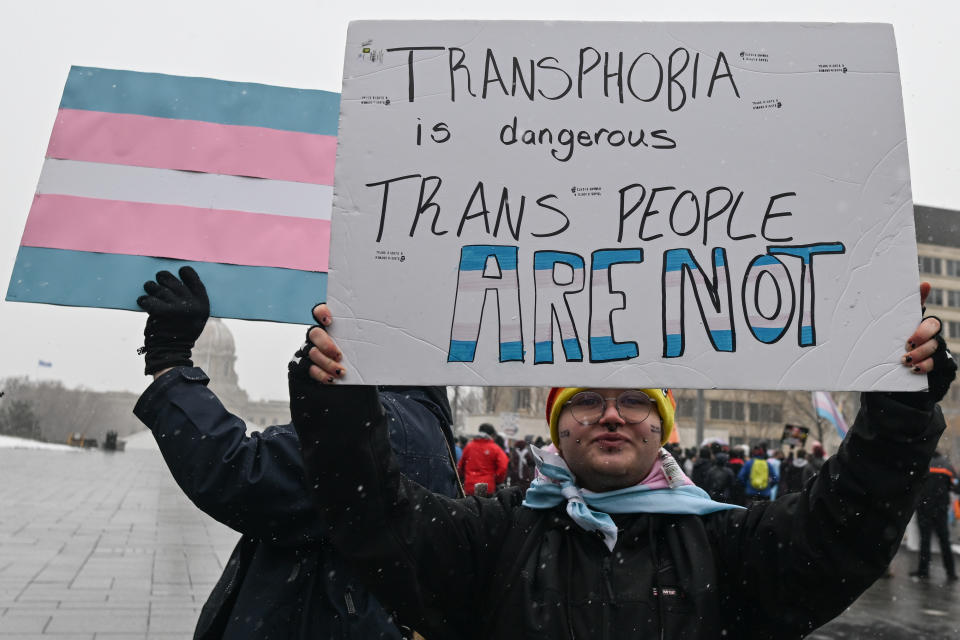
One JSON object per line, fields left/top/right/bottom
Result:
{"left": 568, "top": 391, "right": 653, "bottom": 424}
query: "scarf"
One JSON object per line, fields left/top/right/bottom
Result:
{"left": 522, "top": 446, "right": 743, "bottom": 551}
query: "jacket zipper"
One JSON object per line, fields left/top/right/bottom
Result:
{"left": 344, "top": 586, "right": 357, "bottom": 616}
{"left": 601, "top": 555, "right": 614, "bottom": 640}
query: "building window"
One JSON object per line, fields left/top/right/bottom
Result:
{"left": 949, "top": 291, "right": 960, "bottom": 308}
{"left": 676, "top": 401, "right": 695, "bottom": 418}
{"left": 928, "top": 288, "right": 944, "bottom": 306}
{"left": 513, "top": 388, "right": 530, "bottom": 411}
{"left": 948, "top": 260, "right": 960, "bottom": 277}
{"left": 919, "top": 256, "right": 942, "bottom": 275}
{"left": 949, "top": 321, "right": 960, "bottom": 340}
{"left": 748, "top": 402, "right": 783, "bottom": 423}
{"left": 710, "top": 400, "right": 745, "bottom": 421}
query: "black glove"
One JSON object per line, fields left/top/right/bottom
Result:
{"left": 887, "top": 318, "right": 957, "bottom": 410}
{"left": 136, "top": 266, "right": 210, "bottom": 375}
{"left": 927, "top": 332, "right": 957, "bottom": 404}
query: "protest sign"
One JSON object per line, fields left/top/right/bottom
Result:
{"left": 6, "top": 67, "right": 337, "bottom": 324}
{"left": 328, "top": 21, "right": 923, "bottom": 390}
{"left": 780, "top": 424, "right": 810, "bottom": 448}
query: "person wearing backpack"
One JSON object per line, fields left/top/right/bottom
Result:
{"left": 738, "top": 444, "right": 779, "bottom": 502}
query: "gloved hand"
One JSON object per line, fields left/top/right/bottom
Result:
{"left": 890, "top": 314, "right": 957, "bottom": 410}
{"left": 136, "top": 266, "right": 210, "bottom": 375}
{"left": 926, "top": 331, "right": 957, "bottom": 404}
{"left": 288, "top": 304, "right": 381, "bottom": 430}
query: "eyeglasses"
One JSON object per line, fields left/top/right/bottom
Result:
{"left": 563, "top": 390, "right": 655, "bottom": 425}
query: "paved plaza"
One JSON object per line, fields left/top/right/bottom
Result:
{"left": 2, "top": 434, "right": 960, "bottom": 639}
{"left": 0, "top": 434, "right": 236, "bottom": 639}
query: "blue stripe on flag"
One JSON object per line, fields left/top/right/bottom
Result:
{"left": 6, "top": 247, "right": 325, "bottom": 325}
{"left": 61, "top": 66, "right": 340, "bottom": 136}
{"left": 817, "top": 407, "right": 848, "bottom": 438}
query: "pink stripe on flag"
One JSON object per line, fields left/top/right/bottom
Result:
{"left": 47, "top": 109, "right": 336, "bottom": 185}
{"left": 21, "top": 194, "right": 329, "bottom": 272}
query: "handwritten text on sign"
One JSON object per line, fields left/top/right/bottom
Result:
{"left": 329, "top": 22, "right": 922, "bottom": 391}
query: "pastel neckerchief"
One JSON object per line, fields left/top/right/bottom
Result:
{"left": 522, "top": 446, "right": 743, "bottom": 551}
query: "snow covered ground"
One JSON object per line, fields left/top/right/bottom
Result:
{"left": 0, "top": 434, "right": 82, "bottom": 451}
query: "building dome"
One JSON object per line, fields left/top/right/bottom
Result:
{"left": 194, "top": 318, "right": 236, "bottom": 359}
{"left": 192, "top": 319, "right": 247, "bottom": 406}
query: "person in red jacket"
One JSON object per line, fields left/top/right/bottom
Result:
{"left": 458, "top": 423, "right": 509, "bottom": 495}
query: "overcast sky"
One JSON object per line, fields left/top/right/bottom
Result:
{"left": 0, "top": 0, "right": 957, "bottom": 401}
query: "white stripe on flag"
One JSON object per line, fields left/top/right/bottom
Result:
{"left": 37, "top": 158, "right": 333, "bottom": 220}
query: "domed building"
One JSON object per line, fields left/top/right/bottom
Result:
{"left": 193, "top": 319, "right": 290, "bottom": 430}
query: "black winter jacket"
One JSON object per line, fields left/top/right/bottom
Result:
{"left": 134, "top": 367, "right": 459, "bottom": 639}
{"left": 293, "top": 384, "right": 945, "bottom": 640}
{"left": 916, "top": 453, "right": 958, "bottom": 515}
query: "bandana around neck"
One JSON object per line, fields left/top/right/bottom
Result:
{"left": 522, "top": 445, "right": 743, "bottom": 551}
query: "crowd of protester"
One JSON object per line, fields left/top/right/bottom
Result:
{"left": 458, "top": 426, "right": 928, "bottom": 515}
{"left": 667, "top": 440, "right": 829, "bottom": 507}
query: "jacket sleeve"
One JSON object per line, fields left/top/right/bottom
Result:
{"left": 291, "top": 380, "right": 517, "bottom": 637}
{"left": 134, "top": 367, "right": 321, "bottom": 546}
{"left": 705, "top": 392, "right": 945, "bottom": 638}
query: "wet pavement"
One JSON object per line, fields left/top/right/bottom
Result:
{"left": 810, "top": 548, "right": 960, "bottom": 640}
{"left": 2, "top": 440, "right": 960, "bottom": 638}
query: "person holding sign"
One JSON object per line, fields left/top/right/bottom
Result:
{"left": 290, "top": 283, "right": 955, "bottom": 639}
{"left": 132, "top": 267, "right": 460, "bottom": 640}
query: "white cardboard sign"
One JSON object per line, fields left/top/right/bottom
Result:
{"left": 329, "top": 21, "right": 923, "bottom": 391}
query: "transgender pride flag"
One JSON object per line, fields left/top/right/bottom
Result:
{"left": 6, "top": 66, "right": 339, "bottom": 324}
{"left": 812, "top": 391, "right": 849, "bottom": 439}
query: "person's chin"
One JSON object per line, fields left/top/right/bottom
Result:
{"left": 588, "top": 449, "right": 635, "bottom": 471}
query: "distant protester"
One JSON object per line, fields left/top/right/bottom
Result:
{"left": 738, "top": 443, "right": 779, "bottom": 502}
{"left": 458, "top": 423, "right": 509, "bottom": 495}
{"left": 691, "top": 445, "right": 713, "bottom": 488}
{"left": 702, "top": 452, "right": 738, "bottom": 504}
{"left": 779, "top": 449, "right": 808, "bottom": 496}
{"left": 910, "top": 451, "right": 959, "bottom": 581}
{"left": 802, "top": 442, "right": 827, "bottom": 485}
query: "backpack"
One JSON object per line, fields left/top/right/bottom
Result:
{"left": 749, "top": 459, "right": 770, "bottom": 491}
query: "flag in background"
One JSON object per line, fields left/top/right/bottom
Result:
{"left": 37, "top": 360, "right": 52, "bottom": 368}
{"left": 812, "top": 391, "right": 848, "bottom": 439}
{"left": 6, "top": 66, "right": 339, "bottom": 324}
